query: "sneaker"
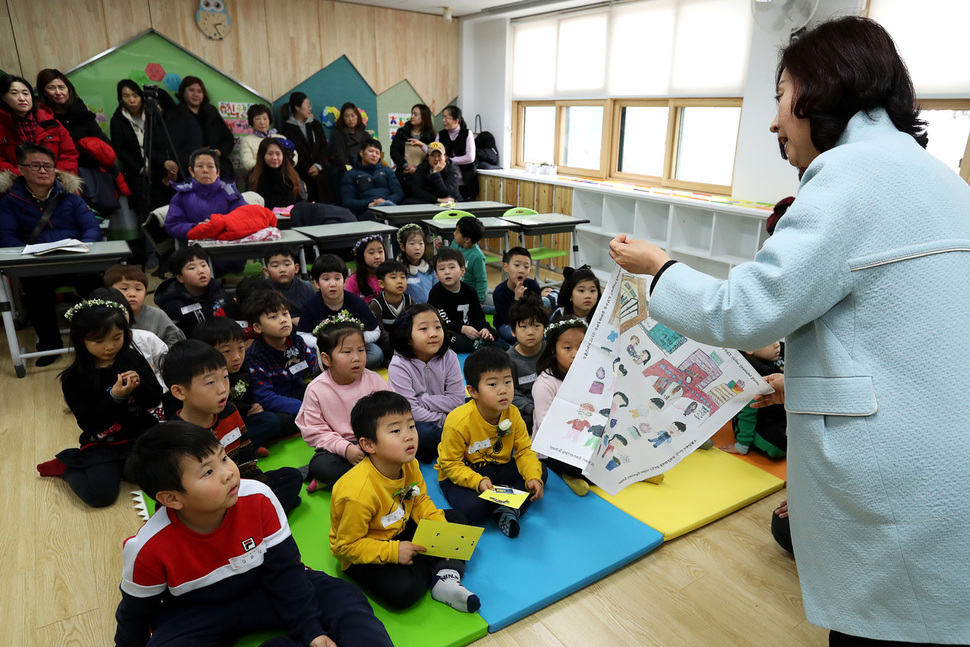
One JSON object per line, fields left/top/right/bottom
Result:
{"left": 35, "top": 353, "right": 61, "bottom": 367}
{"left": 643, "top": 474, "right": 665, "bottom": 485}
{"left": 562, "top": 474, "right": 590, "bottom": 497}
{"left": 497, "top": 509, "right": 520, "bottom": 538}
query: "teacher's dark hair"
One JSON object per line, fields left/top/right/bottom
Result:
{"left": 778, "top": 16, "right": 927, "bottom": 154}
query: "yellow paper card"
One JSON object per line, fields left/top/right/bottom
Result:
{"left": 479, "top": 486, "right": 529, "bottom": 509}
{"left": 412, "top": 520, "right": 484, "bottom": 561}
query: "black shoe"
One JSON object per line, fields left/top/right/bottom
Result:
{"left": 35, "top": 353, "right": 61, "bottom": 367}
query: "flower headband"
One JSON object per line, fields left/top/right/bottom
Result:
{"left": 65, "top": 299, "right": 128, "bottom": 321}
{"left": 545, "top": 317, "right": 588, "bottom": 336}
{"left": 396, "top": 223, "right": 423, "bottom": 244}
{"left": 353, "top": 234, "right": 384, "bottom": 254}
{"left": 312, "top": 309, "right": 365, "bottom": 336}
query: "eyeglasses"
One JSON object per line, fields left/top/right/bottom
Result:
{"left": 19, "top": 162, "right": 55, "bottom": 172}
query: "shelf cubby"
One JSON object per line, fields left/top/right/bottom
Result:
{"left": 633, "top": 200, "right": 670, "bottom": 248}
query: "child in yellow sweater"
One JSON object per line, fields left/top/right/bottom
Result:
{"left": 329, "top": 391, "right": 480, "bottom": 612}
{"left": 437, "top": 347, "right": 546, "bottom": 538}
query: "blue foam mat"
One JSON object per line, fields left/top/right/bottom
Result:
{"left": 420, "top": 463, "right": 664, "bottom": 632}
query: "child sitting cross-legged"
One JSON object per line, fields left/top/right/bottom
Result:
{"left": 263, "top": 246, "right": 316, "bottom": 323}
{"left": 493, "top": 247, "right": 548, "bottom": 344}
{"left": 368, "top": 259, "right": 414, "bottom": 357}
{"left": 396, "top": 223, "right": 436, "bottom": 303}
{"left": 298, "top": 313, "right": 390, "bottom": 493}
{"left": 346, "top": 234, "right": 386, "bottom": 304}
{"left": 506, "top": 296, "right": 549, "bottom": 433}
{"left": 437, "top": 347, "right": 546, "bottom": 538}
{"left": 387, "top": 304, "right": 464, "bottom": 464}
{"left": 428, "top": 248, "right": 506, "bottom": 353}
{"left": 193, "top": 317, "right": 294, "bottom": 449}
{"left": 330, "top": 391, "right": 480, "bottom": 613}
{"left": 115, "top": 422, "right": 392, "bottom": 647}
{"left": 162, "top": 339, "right": 303, "bottom": 514}
{"left": 298, "top": 253, "right": 384, "bottom": 368}
{"left": 245, "top": 289, "right": 318, "bottom": 421}
{"left": 104, "top": 264, "right": 184, "bottom": 347}
{"left": 154, "top": 246, "right": 230, "bottom": 338}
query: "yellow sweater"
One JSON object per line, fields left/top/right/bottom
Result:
{"left": 330, "top": 457, "right": 445, "bottom": 570}
{"left": 437, "top": 400, "right": 543, "bottom": 490}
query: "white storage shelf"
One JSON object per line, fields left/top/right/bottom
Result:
{"left": 569, "top": 186, "right": 769, "bottom": 281}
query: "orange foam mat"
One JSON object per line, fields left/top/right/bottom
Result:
{"left": 711, "top": 422, "right": 787, "bottom": 483}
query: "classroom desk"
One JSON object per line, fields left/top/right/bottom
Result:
{"left": 0, "top": 240, "right": 132, "bottom": 378}
{"left": 498, "top": 212, "right": 591, "bottom": 271}
{"left": 420, "top": 217, "right": 522, "bottom": 261}
{"left": 293, "top": 221, "right": 398, "bottom": 258}
{"left": 191, "top": 229, "right": 312, "bottom": 277}
{"left": 370, "top": 200, "right": 514, "bottom": 226}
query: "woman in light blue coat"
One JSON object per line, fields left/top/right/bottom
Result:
{"left": 611, "top": 17, "right": 970, "bottom": 646}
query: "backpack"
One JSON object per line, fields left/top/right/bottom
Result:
{"left": 473, "top": 115, "right": 500, "bottom": 169}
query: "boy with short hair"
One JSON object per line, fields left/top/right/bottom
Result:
{"left": 330, "top": 391, "right": 480, "bottom": 612}
{"left": 437, "top": 347, "right": 546, "bottom": 538}
{"left": 193, "top": 317, "right": 293, "bottom": 447}
{"left": 428, "top": 248, "right": 501, "bottom": 354}
{"left": 506, "top": 296, "right": 549, "bottom": 431}
{"left": 162, "top": 339, "right": 303, "bottom": 513}
{"left": 493, "top": 247, "right": 544, "bottom": 343}
{"left": 116, "top": 422, "right": 392, "bottom": 647}
{"left": 449, "top": 216, "right": 487, "bottom": 302}
{"left": 369, "top": 260, "right": 414, "bottom": 353}
{"left": 298, "top": 253, "right": 384, "bottom": 368}
{"left": 104, "top": 264, "right": 185, "bottom": 347}
{"left": 245, "top": 290, "right": 317, "bottom": 417}
{"left": 154, "top": 246, "right": 229, "bottom": 337}
{"left": 264, "top": 246, "right": 315, "bottom": 319}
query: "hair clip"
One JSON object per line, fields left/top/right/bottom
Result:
{"left": 64, "top": 299, "right": 127, "bottom": 322}
{"left": 312, "top": 309, "right": 365, "bottom": 336}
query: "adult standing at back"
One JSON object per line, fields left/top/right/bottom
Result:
{"left": 436, "top": 105, "right": 477, "bottom": 201}
{"left": 36, "top": 69, "right": 109, "bottom": 145}
{"left": 609, "top": 16, "right": 970, "bottom": 646}
{"left": 280, "top": 92, "right": 331, "bottom": 203}
{"left": 176, "top": 76, "right": 235, "bottom": 180}
{"left": 0, "top": 75, "right": 78, "bottom": 175}
{"left": 390, "top": 103, "right": 436, "bottom": 199}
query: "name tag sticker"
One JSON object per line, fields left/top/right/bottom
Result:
{"left": 288, "top": 360, "right": 309, "bottom": 374}
{"left": 468, "top": 439, "right": 492, "bottom": 454}
{"left": 220, "top": 427, "right": 242, "bottom": 447}
{"left": 381, "top": 505, "right": 406, "bottom": 528}
{"left": 520, "top": 372, "right": 537, "bottom": 385}
{"left": 181, "top": 303, "right": 203, "bottom": 315}
{"left": 407, "top": 277, "right": 421, "bottom": 284}
{"left": 228, "top": 543, "right": 265, "bottom": 570}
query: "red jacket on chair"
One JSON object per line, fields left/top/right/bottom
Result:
{"left": 0, "top": 105, "right": 79, "bottom": 175}
{"left": 187, "top": 204, "right": 277, "bottom": 241}
{"left": 76, "top": 136, "right": 131, "bottom": 197}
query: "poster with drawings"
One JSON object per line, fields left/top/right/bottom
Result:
{"left": 532, "top": 266, "right": 771, "bottom": 495}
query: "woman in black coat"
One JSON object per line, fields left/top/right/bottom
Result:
{"left": 36, "top": 68, "right": 109, "bottom": 145}
{"left": 176, "top": 76, "right": 235, "bottom": 180}
{"left": 390, "top": 103, "right": 436, "bottom": 199}
{"left": 279, "top": 92, "right": 331, "bottom": 203}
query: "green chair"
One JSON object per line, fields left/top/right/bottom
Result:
{"left": 501, "top": 207, "right": 537, "bottom": 218}
{"left": 502, "top": 207, "right": 567, "bottom": 278}
{"left": 432, "top": 209, "right": 475, "bottom": 220}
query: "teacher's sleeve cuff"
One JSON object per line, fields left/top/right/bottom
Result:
{"left": 650, "top": 260, "right": 679, "bottom": 295}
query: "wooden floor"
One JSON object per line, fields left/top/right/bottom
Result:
{"left": 0, "top": 264, "right": 827, "bottom": 647}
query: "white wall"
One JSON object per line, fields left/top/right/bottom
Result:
{"left": 460, "top": 17, "right": 512, "bottom": 167}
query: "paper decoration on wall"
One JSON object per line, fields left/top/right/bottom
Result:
{"left": 163, "top": 73, "right": 182, "bottom": 92}
{"left": 388, "top": 112, "right": 411, "bottom": 139}
{"left": 320, "top": 106, "right": 340, "bottom": 129}
{"left": 532, "top": 266, "right": 771, "bottom": 496}
{"left": 145, "top": 63, "right": 165, "bottom": 82}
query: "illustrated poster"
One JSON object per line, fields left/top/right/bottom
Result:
{"left": 532, "top": 266, "right": 771, "bottom": 495}
{"left": 388, "top": 112, "right": 411, "bottom": 139}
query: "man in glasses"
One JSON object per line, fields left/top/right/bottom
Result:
{"left": 0, "top": 143, "right": 102, "bottom": 365}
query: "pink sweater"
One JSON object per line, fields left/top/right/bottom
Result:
{"left": 345, "top": 273, "right": 381, "bottom": 304}
{"left": 531, "top": 369, "right": 563, "bottom": 438}
{"left": 296, "top": 369, "right": 390, "bottom": 456}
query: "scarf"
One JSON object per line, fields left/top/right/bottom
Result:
{"left": 14, "top": 112, "right": 39, "bottom": 145}
{"left": 255, "top": 128, "right": 279, "bottom": 138}
{"left": 121, "top": 108, "right": 146, "bottom": 169}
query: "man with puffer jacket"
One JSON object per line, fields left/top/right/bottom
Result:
{"left": 340, "top": 139, "right": 403, "bottom": 220}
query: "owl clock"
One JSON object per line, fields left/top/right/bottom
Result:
{"left": 196, "top": 0, "right": 231, "bottom": 41}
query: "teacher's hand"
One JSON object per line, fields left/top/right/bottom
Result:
{"left": 609, "top": 234, "right": 671, "bottom": 276}
{"left": 751, "top": 373, "right": 785, "bottom": 408}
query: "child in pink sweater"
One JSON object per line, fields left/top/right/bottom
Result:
{"left": 297, "top": 312, "right": 390, "bottom": 491}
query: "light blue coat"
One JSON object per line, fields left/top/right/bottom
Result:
{"left": 649, "top": 109, "right": 970, "bottom": 642}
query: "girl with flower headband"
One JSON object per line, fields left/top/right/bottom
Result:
{"left": 298, "top": 312, "right": 391, "bottom": 492}
{"left": 549, "top": 265, "right": 602, "bottom": 325}
{"left": 396, "top": 223, "right": 436, "bottom": 303}
{"left": 37, "top": 298, "right": 164, "bottom": 507}
{"left": 346, "top": 234, "right": 386, "bottom": 303}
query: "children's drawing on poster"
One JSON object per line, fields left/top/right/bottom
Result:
{"left": 532, "top": 266, "right": 771, "bottom": 495}
{"left": 217, "top": 102, "right": 255, "bottom": 172}
{"left": 388, "top": 113, "right": 411, "bottom": 139}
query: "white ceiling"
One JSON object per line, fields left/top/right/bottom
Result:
{"left": 340, "top": 0, "right": 539, "bottom": 18}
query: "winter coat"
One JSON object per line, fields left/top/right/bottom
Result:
{"left": 390, "top": 121, "right": 435, "bottom": 177}
{"left": 340, "top": 156, "right": 403, "bottom": 216}
{"left": 280, "top": 115, "right": 329, "bottom": 204}
{"left": 239, "top": 132, "right": 297, "bottom": 172}
{"left": 180, "top": 102, "right": 235, "bottom": 180}
{"left": 0, "top": 104, "right": 79, "bottom": 175}
{"left": 411, "top": 158, "right": 460, "bottom": 204}
{"left": 187, "top": 204, "right": 276, "bottom": 241}
{"left": 328, "top": 126, "right": 370, "bottom": 170}
{"left": 154, "top": 276, "right": 229, "bottom": 337}
{"left": 648, "top": 109, "right": 970, "bottom": 642}
{"left": 0, "top": 171, "right": 100, "bottom": 246}
{"left": 251, "top": 165, "right": 305, "bottom": 210}
{"left": 75, "top": 136, "right": 131, "bottom": 198}
{"left": 164, "top": 178, "right": 247, "bottom": 241}
{"left": 49, "top": 99, "right": 109, "bottom": 146}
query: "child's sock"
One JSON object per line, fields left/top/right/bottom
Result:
{"left": 306, "top": 479, "right": 321, "bottom": 493}
{"left": 431, "top": 569, "right": 481, "bottom": 613}
{"left": 495, "top": 505, "right": 520, "bottom": 538}
{"left": 37, "top": 457, "right": 67, "bottom": 477}
{"left": 562, "top": 474, "right": 590, "bottom": 497}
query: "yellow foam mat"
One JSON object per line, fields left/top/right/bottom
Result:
{"left": 591, "top": 448, "right": 785, "bottom": 541}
